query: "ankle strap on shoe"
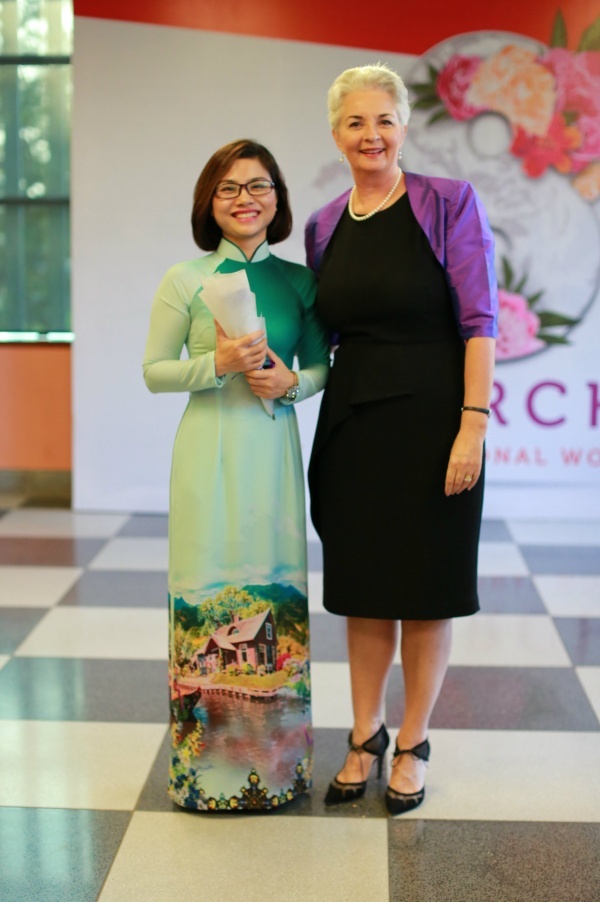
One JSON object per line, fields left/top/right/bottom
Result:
{"left": 392, "top": 737, "right": 430, "bottom": 764}
{"left": 347, "top": 723, "right": 389, "bottom": 757}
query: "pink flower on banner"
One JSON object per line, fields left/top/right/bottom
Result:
{"left": 541, "top": 48, "right": 600, "bottom": 172}
{"left": 436, "top": 55, "right": 484, "bottom": 120}
{"left": 511, "top": 113, "right": 582, "bottom": 177}
{"left": 496, "top": 290, "right": 545, "bottom": 361}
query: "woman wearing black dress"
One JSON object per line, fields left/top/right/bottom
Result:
{"left": 306, "top": 64, "right": 498, "bottom": 814}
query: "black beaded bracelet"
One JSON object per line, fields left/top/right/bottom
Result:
{"left": 461, "top": 405, "right": 491, "bottom": 417}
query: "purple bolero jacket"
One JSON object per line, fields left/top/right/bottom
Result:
{"left": 305, "top": 171, "right": 498, "bottom": 341}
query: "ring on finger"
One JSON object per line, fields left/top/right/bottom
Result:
{"left": 464, "top": 475, "right": 473, "bottom": 482}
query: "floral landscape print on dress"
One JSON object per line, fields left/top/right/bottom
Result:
{"left": 410, "top": 10, "right": 600, "bottom": 201}
{"left": 168, "top": 582, "right": 312, "bottom": 811}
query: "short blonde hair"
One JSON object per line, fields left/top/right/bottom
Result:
{"left": 327, "top": 63, "right": 410, "bottom": 131}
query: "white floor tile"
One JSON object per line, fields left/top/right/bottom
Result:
{"left": 15, "top": 607, "right": 168, "bottom": 659}
{"left": 89, "top": 538, "right": 168, "bottom": 571}
{"left": 0, "top": 655, "right": 10, "bottom": 672}
{"left": 0, "top": 721, "right": 167, "bottom": 810}
{"left": 100, "top": 812, "right": 389, "bottom": 902}
{"left": 0, "top": 508, "right": 129, "bottom": 538}
{"left": 477, "top": 542, "right": 529, "bottom": 576}
{"left": 534, "top": 576, "right": 600, "bottom": 617}
{"left": 507, "top": 520, "right": 600, "bottom": 546}
{"left": 0, "top": 566, "right": 83, "bottom": 608}
{"left": 576, "top": 667, "right": 600, "bottom": 723}
{"left": 450, "top": 614, "right": 571, "bottom": 667}
{"left": 399, "top": 729, "right": 600, "bottom": 822}
{"left": 308, "top": 570, "right": 324, "bottom": 613}
{"left": 311, "top": 662, "right": 353, "bottom": 728}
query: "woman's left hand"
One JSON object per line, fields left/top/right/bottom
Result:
{"left": 244, "top": 347, "right": 296, "bottom": 400}
{"left": 444, "top": 426, "right": 485, "bottom": 496}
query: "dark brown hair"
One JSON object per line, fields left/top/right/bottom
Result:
{"left": 191, "top": 139, "right": 293, "bottom": 250}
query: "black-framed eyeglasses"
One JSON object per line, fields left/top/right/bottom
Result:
{"left": 214, "top": 178, "right": 275, "bottom": 199}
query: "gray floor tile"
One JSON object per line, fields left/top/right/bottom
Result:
{"left": 137, "top": 727, "right": 389, "bottom": 818}
{"left": 0, "top": 537, "right": 105, "bottom": 567}
{"left": 554, "top": 618, "right": 600, "bottom": 666}
{"left": 479, "top": 519, "right": 512, "bottom": 541}
{"left": 59, "top": 570, "right": 168, "bottom": 607}
{"left": 477, "top": 576, "right": 546, "bottom": 613}
{"left": 521, "top": 545, "right": 600, "bottom": 575}
{"left": 0, "top": 807, "right": 131, "bottom": 902}
{"left": 388, "top": 820, "right": 600, "bottom": 902}
{"left": 307, "top": 541, "right": 323, "bottom": 571}
{"left": 387, "top": 666, "right": 600, "bottom": 730}
{"left": 310, "top": 612, "right": 348, "bottom": 661}
{"left": 0, "top": 608, "right": 48, "bottom": 654}
{"left": 118, "top": 514, "right": 169, "bottom": 537}
{"left": 0, "top": 658, "right": 168, "bottom": 722}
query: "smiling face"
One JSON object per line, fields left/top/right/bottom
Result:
{"left": 211, "top": 157, "right": 278, "bottom": 257}
{"left": 334, "top": 89, "right": 406, "bottom": 181}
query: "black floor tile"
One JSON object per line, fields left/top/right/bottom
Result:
{"left": 59, "top": 570, "right": 168, "bottom": 607}
{"left": 0, "top": 658, "right": 169, "bottom": 722}
{"left": 479, "top": 520, "right": 512, "bottom": 541}
{"left": 520, "top": 545, "right": 600, "bottom": 575}
{"left": 118, "top": 514, "right": 169, "bottom": 537}
{"left": 0, "top": 807, "right": 131, "bottom": 902}
{"left": 310, "top": 612, "right": 348, "bottom": 661}
{"left": 0, "top": 608, "right": 48, "bottom": 654}
{"left": 387, "top": 666, "right": 600, "bottom": 731}
{"left": 0, "top": 537, "right": 105, "bottom": 567}
{"left": 388, "top": 820, "right": 600, "bottom": 902}
{"left": 478, "top": 576, "right": 546, "bottom": 613}
{"left": 457, "top": 665, "right": 600, "bottom": 730}
{"left": 554, "top": 618, "right": 600, "bottom": 665}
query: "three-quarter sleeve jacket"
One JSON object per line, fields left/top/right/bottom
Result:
{"left": 305, "top": 171, "right": 498, "bottom": 340}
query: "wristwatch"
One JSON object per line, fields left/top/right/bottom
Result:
{"left": 284, "top": 372, "right": 300, "bottom": 402}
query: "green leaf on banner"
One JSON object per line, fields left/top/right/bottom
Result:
{"left": 410, "top": 82, "right": 438, "bottom": 95}
{"left": 528, "top": 290, "right": 544, "bottom": 307}
{"left": 538, "top": 333, "right": 570, "bottom": 344}
{"left": 427, "top": 64, "right": 439, "bottom": 82}
{"left": 537, "top": 311, "right": 579, "bottom": 327}
{"left": 550, "top": 10, "right": 568, "bottom": 47}
{"left": 427, "top": 109, "right": 451, "bottom": 126}
{"left": 501, "top": 257, "right": 514, "bottom": 289}
{"left": 578, "top": 16, "right": 600, "bottom": 51}
{"left": 514, "top": 276, "right": 528, "bottom": 294}
{"left": 413, "top": 96, "right": 442, "bottom": 110}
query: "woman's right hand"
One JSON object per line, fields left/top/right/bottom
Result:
{"left": 214, "top": 322, "right": 267, "bottom": 377}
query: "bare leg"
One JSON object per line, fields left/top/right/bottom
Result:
{"left": 335, "top": 616, "right": 398, "bottom": 783}
{"left": 388, "top": 618, "right": 452, "bottom": 793}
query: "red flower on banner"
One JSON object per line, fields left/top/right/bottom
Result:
{"left": 510, "top": 113, "right": 582, "bottom": 177}
{"left": 436, "top": 55, "right": 484, "bottom": 121}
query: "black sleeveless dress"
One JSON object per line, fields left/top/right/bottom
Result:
{"left": 309, "top": 194, "right": 483, "bottom": 620}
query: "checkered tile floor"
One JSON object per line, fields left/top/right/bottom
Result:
{"left": 0, "top": 507, "right": 599, "bottom": 901}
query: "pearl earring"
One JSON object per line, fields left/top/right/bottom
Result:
{"left": 339, "top": 153, "right": 345, "bottom": 163}
{"left": 398, "top": 150, "right": 403, "bottom": 160}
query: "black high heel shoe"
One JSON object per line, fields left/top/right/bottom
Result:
{"left": 324, "top": 723, "right": 389, "bottom": 806}
{"left": 385, "top": 737, "right": 430, "bottom": 815}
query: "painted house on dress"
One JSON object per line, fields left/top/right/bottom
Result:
{"left": 192, "top": 609, "right": 278, "bottom": 674}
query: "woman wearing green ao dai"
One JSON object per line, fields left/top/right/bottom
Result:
{"left": 143, "top": 140, "right": 329, "bottom": 811}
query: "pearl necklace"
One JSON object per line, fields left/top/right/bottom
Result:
{"left": 348, "top": 168, "right": 403, "bottom": 221}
